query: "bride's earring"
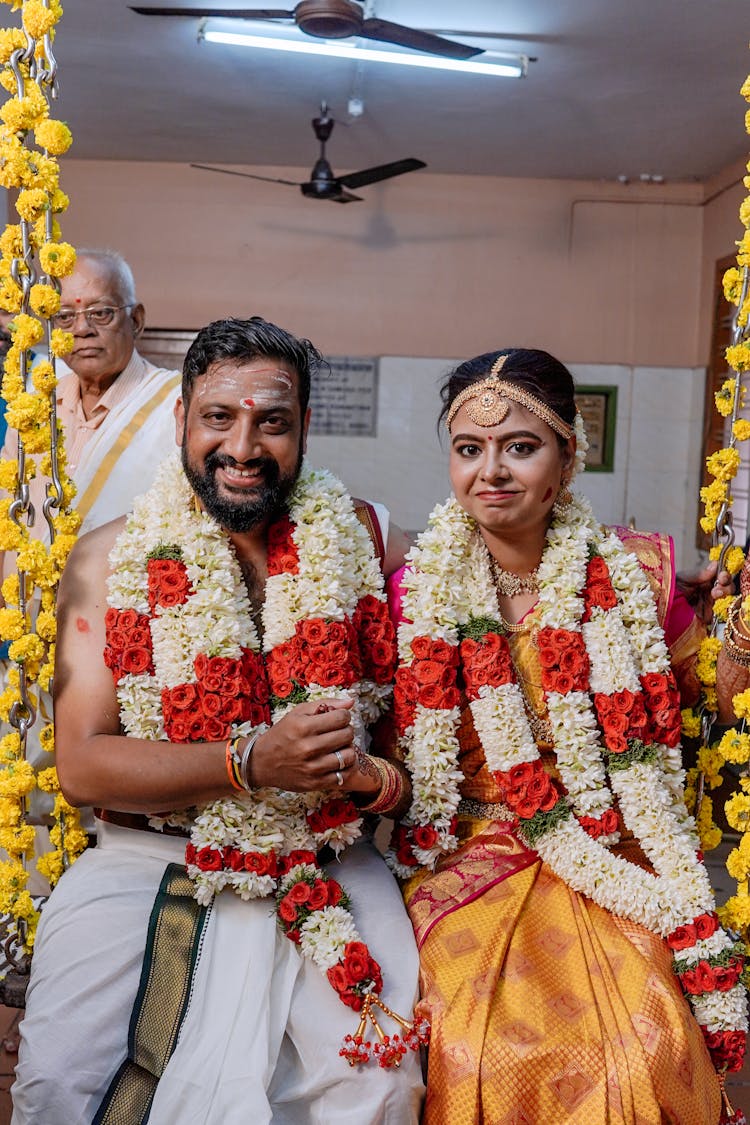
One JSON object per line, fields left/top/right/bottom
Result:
{"left": 552, "top": 478, "right": 573, "bottom": 518}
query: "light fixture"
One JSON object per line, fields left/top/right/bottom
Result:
{"left": 202, "top": 27, "right": 528, "bottom": 78}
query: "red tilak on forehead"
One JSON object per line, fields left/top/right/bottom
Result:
{"left": 75, "top": 297, "right": 81, "bottom": 303}
{"left": 241, "top": 397, "right": 255, "bottom": 408}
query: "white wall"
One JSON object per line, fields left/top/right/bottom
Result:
{"left": 307, "top": 360, "right": 706, "bottom": 569}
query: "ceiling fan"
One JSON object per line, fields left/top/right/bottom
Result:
{"left": 129, "top": 1, "right": 486, "bottom": 60}
{"left": 191, "top": 102, "right": 426, "bottom": 203}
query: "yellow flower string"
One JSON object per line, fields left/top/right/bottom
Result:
{"left": 0, "top": 0, "right": 84, "bottom": 954}
{"left": 686, "top": 60, "right": 750, "bottom": 942}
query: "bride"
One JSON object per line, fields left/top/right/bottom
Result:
{"left": 387, "top": 348, "right": 747, "bottom": 1125}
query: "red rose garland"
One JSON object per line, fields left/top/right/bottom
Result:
{"left": 104, "top": 460, "right": 425, "bottom": 1066}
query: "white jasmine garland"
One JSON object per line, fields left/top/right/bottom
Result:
{"left": 395, "top": 487, "right": 748, "bottom": 1044}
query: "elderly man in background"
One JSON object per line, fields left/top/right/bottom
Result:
{"left": 34, "top": 247, "right": 180, "bottom": 530}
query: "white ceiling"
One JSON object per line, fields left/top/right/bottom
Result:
{"left": 54, "top": 1, "right": 750, "bottom": 183}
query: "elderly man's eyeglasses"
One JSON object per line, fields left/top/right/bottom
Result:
{"left": 52, "top": 304, "right": 133, "bottom": 330}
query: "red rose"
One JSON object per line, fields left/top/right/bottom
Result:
{"left": 287, "top": 849, "right": 317, "bottom": 868}
{"left": 105, "top": 607, "right": 119, "bottom": 628}
{"left": 345, "top": 951, "right": 371, "bottom": 985}
{"left": 165, "top": 683, "right": 198, "bottom": 711}
{"left": 410, "top": 636, "right": 433, "bottom": 660}
{"left": 299, "top": 619, "right": 328, "bottom": 645}
{"left": 327, "top": 963, "right": 349, "bottom": 993}
{"left": 244, "top": 852, "right": 277, "bottom": 877}
{"left": 694, "top": 912, "right": 719, "bottom": 940}
{"left": 666, "top": 923, "right": 697, "bottom": 951}
{"left": 223, "top": 847, "right": 246, "bottom": 872}
{"left": 713, "top": 964, "right": 741, "bottom": 992}
{"left": 412, "top": 659, "right": 444, "bottom": 686}
{"left": 503, "top": 762, "right": 535, "bottom": 789}
{"left": 679, "top": 968, "right": 700, "bottom": 994}
{"left": 196, "top": 846, "right": 223, "bottom": 871}
{"left": 288, "top": 882, "right": 312, "bottom": 905}
{"left": 308, "top": 880, "right": 329, "bottom": 910}
{"left": 587, "top": 557, "right": 609, "bottom": 582}
{"left": 278, "top": 898, "right": 299, "bottom": 923}
{"left": 185, "top": 842, "right": 197, "bottom": 865}
{"left": 412, "top": 825, "right": 439, "bottom": 850}
{"left": 166, "top": 716, "right": 191, "bottom": 742}
{"left": 327, "top": 879, "right": 344, "bottom": 906}
{"left": 121, "top": 645, "right": 153, "bottom": 675}
{"left": 117, "top": 609, "right": 139, "bottom": 630}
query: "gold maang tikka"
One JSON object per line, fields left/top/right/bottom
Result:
{"left": 445, "top": 354, "right": 574, "bottom": 439}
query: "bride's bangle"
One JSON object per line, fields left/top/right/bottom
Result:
{"left": 358, "top": 756, "right": 408, "bottom": 816}
{"left": 724, "top": 598, "right": 750, "bottom": 667}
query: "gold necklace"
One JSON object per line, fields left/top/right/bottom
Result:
{"left": 487, "top": 560, "right": 534, "bottom": 634}
{"left": 488, "top": 554, "right": 539, "bottom": 596}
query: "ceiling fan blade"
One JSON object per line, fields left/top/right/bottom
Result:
{"left": 129, "top": 7, "right": 295, "bottom": 18}
{"left": 191, "top": 163, "right": 301, "bottom": 186}
{"left": 359, "top": 19, "right": 483, "bottom": 60}
{"left": 337, "top": 158, "right": 426, "bottom": 191}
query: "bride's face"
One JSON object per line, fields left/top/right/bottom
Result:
{"left": 448, "top": 399, "right": 574, "bottom": 537}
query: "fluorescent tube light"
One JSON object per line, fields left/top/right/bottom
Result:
{"left": 203, "top": 28, "right": 527, "bottom": 78}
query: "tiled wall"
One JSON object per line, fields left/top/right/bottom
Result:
{"left": 307, "top": 359, "right": 707, "bottom": 571}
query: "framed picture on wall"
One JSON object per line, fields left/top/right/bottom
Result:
{"left": 574, "top": 385, "right": 617, "bottom": 472}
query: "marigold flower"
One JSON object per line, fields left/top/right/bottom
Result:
{"left": 743, "top": 75, "right": 750, "bottom": 102}
{"left": 741, "top": 198, "right": 750, "bottom": 229}
{"left": 1, "top": 574, "right": 18, "bottom": 607}
{"left": 0, "top": 88, "right": 47, "bottom": 133}
{"left": 31, "top": 359, "right": 56, "bottom": 394}
{"left": 710, "top": 544, "right": 745, "bottom": 575}
{"left": 0, "top": 276, "right": 22, "bottom": 312}
{"left": 35, "top": 766, "right": 59, "bottom": 793}
{"left": 698, "top": 744, "right": 724, "bottom": 788}
{"left": 8, "top": 311, "right": 43, "bottom": 350}
{"left": 0, "top": 27, "right": 25, "bottom": 63}
{"left": 22, "top": 0, "right": 61, "bottom": 40}
{"left": 35, "top": 610, "right": 55, "bottom": 643}
{"left": 734, "top": 419, "right": 750, "bottom": 442}
{"left": 28, "top": 282, "right": 59, "bottom": 318}
{"left": 38, "top": 722, "right": 54, "bottom": 752}
{"left": 34, "top": 118, "right": 71, "bottom": 156}
{"left": 5, "top": 389, "right": 50, "bottom": 432}
{"left": 35, "top": 851, "right": 62, "bottom": 885}
{"left": 49, "top": 186, "right": 68, "bottom": 213}
{"left": 727, "top": 846, "right": 750, "bottom": 883}
{"left": 712, "top": 595, "right": 735, "bottom": 622}
{"left": 0, "top": 607, "right": 26, "bottom": 641}
{"left": 49, "top": 326, "right": 73, "bottom": 356}
{"left": 724, "top": 266, "right": 743, "bottom": 306}
{"left": 726, "top": 792, "right": 750, "bottom": 833}
{"left": 681, "top": 708, "right": 701, "bottom": 738}
{"left": 732, "top": 689, "right": 750, "bottom": 722}
{"left": 15, "top": 186, "right": 47, "bottom": 221}
{"left": 39, "top": 239, "right": 75, "bottom": 277}
{"left": 718, "top": 729, "right": 750, "bottom": 766}
{"left": 706, "top": 446, "right": 741, "bottom": 482}
{"left": 8, "top": 632, "right": 44, "bottom": 664}
{"left": 726, "top": 341, "right": 750, "bottom": 373}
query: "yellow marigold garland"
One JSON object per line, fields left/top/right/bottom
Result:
{"left": 0, "top": 0, "right": 84, "bottom": 953}
{"left": 685, "top": 61, "right": 750, "bottom": 943}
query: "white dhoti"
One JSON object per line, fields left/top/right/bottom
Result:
{"left": 11, "top": 822, "right": 424, "bottom": 1124}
